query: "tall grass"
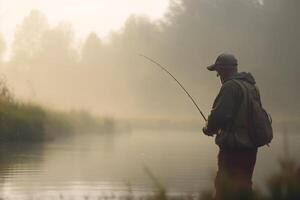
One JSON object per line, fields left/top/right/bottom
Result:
{"left": 0, "top": 101, "right": 46, "bottom": 142}
{"left": 0, "top": 76, "right": 115, "bottom": 143}
{"left": 134, "top": 159, "right": 300, "bottom": 200}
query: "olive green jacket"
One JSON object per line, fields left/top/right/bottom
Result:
{"left": 206, "top": 72, "right": 258, "bottom": 149}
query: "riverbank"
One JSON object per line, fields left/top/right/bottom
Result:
{"left": 0, "top": 99, "right": 115, "bottom": 143}
{"left": 0, "top": 79, "right": 115, "bottom": 143}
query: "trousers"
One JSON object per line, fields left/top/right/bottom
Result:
{"left": 214, "top": 148, "right": 258, "bottom": 200}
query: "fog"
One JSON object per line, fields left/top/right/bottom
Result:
{"left": 0, "top": 0, "right": 299, "bottom": 122}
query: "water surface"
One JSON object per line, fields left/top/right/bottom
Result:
{"left": 0, "top": 129, "right": 299, "bottom": 199}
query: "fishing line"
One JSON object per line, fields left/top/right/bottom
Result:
{"left": 139, "top": 54, "right": 207, "bottom": 121}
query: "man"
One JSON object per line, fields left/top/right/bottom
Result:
{"left": 203, "top": 53, "right": 259, "bottom": 199}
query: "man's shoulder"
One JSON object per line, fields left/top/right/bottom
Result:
{"left": 221, "top": 79, "right": 241, "bottom": 91}
{"left": 218, "top": 79, "right": 245, "bottom": 100}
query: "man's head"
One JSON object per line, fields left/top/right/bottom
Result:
{"left": 207, "top": 53, "right": 238, "bottom": 84}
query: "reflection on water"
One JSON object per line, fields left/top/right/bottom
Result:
{"left": 0, "top": 130, "right": 299, "bottom": 199}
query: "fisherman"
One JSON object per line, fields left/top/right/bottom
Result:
{"left": 203, "top": 53, "right": 260, "bottom": 199}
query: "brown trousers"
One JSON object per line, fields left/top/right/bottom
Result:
{"left": 215, "top": 148, "right": 258, "bottom": 200}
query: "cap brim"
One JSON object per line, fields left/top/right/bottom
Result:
{"left": 207, "top": 64, "right": 217, "bottom": 71}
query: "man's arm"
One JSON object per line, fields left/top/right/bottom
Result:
{"left": 203, "top": 82, "right": 238, "bottom": 136}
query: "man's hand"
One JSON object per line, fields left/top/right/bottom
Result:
{"left": 202, "top": 121, "right": 213, "bottom": 136}
{"left": 202, "top": 126, "right": 214, "bottom": 136}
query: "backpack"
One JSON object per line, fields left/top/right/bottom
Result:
{"left": 233, "top": 80, "right": 273, "bottom": 147}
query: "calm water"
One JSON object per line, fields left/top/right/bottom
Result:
{"left": 0, "top": 129, "right": 299, "bottom": 199}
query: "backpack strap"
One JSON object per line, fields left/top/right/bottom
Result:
{"left": 253, "top": 85, "right": 263, "bottom": 107}
{"left": 231, "top": 79, "right": 248, "bottom": 111}
{"left": 231, "top": 80, "right": 251, "bottom": 123}
{"left": 225, "top": 79, "right": 247, "bottom": 132}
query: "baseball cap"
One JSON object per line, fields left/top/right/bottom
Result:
{"left": 207, "top": 53, "right": 238, "bottom": 71}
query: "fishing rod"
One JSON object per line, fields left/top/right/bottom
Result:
{"left": 139, "top": 54, "right": 207, "bottom": 122}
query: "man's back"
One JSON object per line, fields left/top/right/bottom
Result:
{"left": 206, "top": 72, "right": 260, "bottom": 149}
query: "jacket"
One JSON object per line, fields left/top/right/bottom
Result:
{"left": 206, "top": 72, "right": 258, "bottom": 149}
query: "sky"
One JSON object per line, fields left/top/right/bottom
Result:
{"left": 0, "top": 0, "right": 170, "bottom": 47}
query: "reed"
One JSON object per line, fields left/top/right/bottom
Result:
{"left": 0, "top": 77, "right": 115, "bottom": 143}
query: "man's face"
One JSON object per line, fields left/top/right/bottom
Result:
{"left": 214, "top": 65, "right": 221, "bottom": 76}
{"left": 216, "top": 67, "right": 225, "bottom": 84}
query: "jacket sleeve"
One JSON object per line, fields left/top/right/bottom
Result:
{"left": 206, "top": 82, "right": 239, "bottom": 134}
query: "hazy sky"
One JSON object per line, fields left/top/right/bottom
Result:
{"left": 0, "top": 0, "right": 169, "bottom": 45}
{"left": 1, "top": 0, "right": 298, "bottom": 121}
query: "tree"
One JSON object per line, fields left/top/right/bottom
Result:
{"left": 260, "top": 0, "right": 300, "bottom": 117}
{"left": 33, "top": 23, "right": 77, "bottom": 68}
{"left": 11, "top": 10, "right": 48, "bottom": 65}
{"left": 0, "top": 34, "right": 5, "bottom": 64}
{"left": 81, "top": 32, "right": 103, "bottom": 67}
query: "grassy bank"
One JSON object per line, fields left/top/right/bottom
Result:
{"left": 0, "top": 100, "right": 115, "bottom": 143}
{"left": 0, "top": 100, "right": 46, "bottom": 142}
{"left": 0, "top": 78, "right": 114, "bottom": 143}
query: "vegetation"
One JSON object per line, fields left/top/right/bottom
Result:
{"left": 93, "top": 159, "right": 300, "bottom": 200}
{"left": 265, "top": 158, "right": 300, "bottom": 200}
{"left": 0, "top": 77, "right": 114, "bottom": 143}
{"left": 145, "top": 153, "right": 300, "bottom": 200}
{"left": 195, "top": 159, "right": 300, "bottom": 200}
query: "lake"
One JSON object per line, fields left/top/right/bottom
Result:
{"left": 0, "top": 129, "right": 299, "bottom": 199}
